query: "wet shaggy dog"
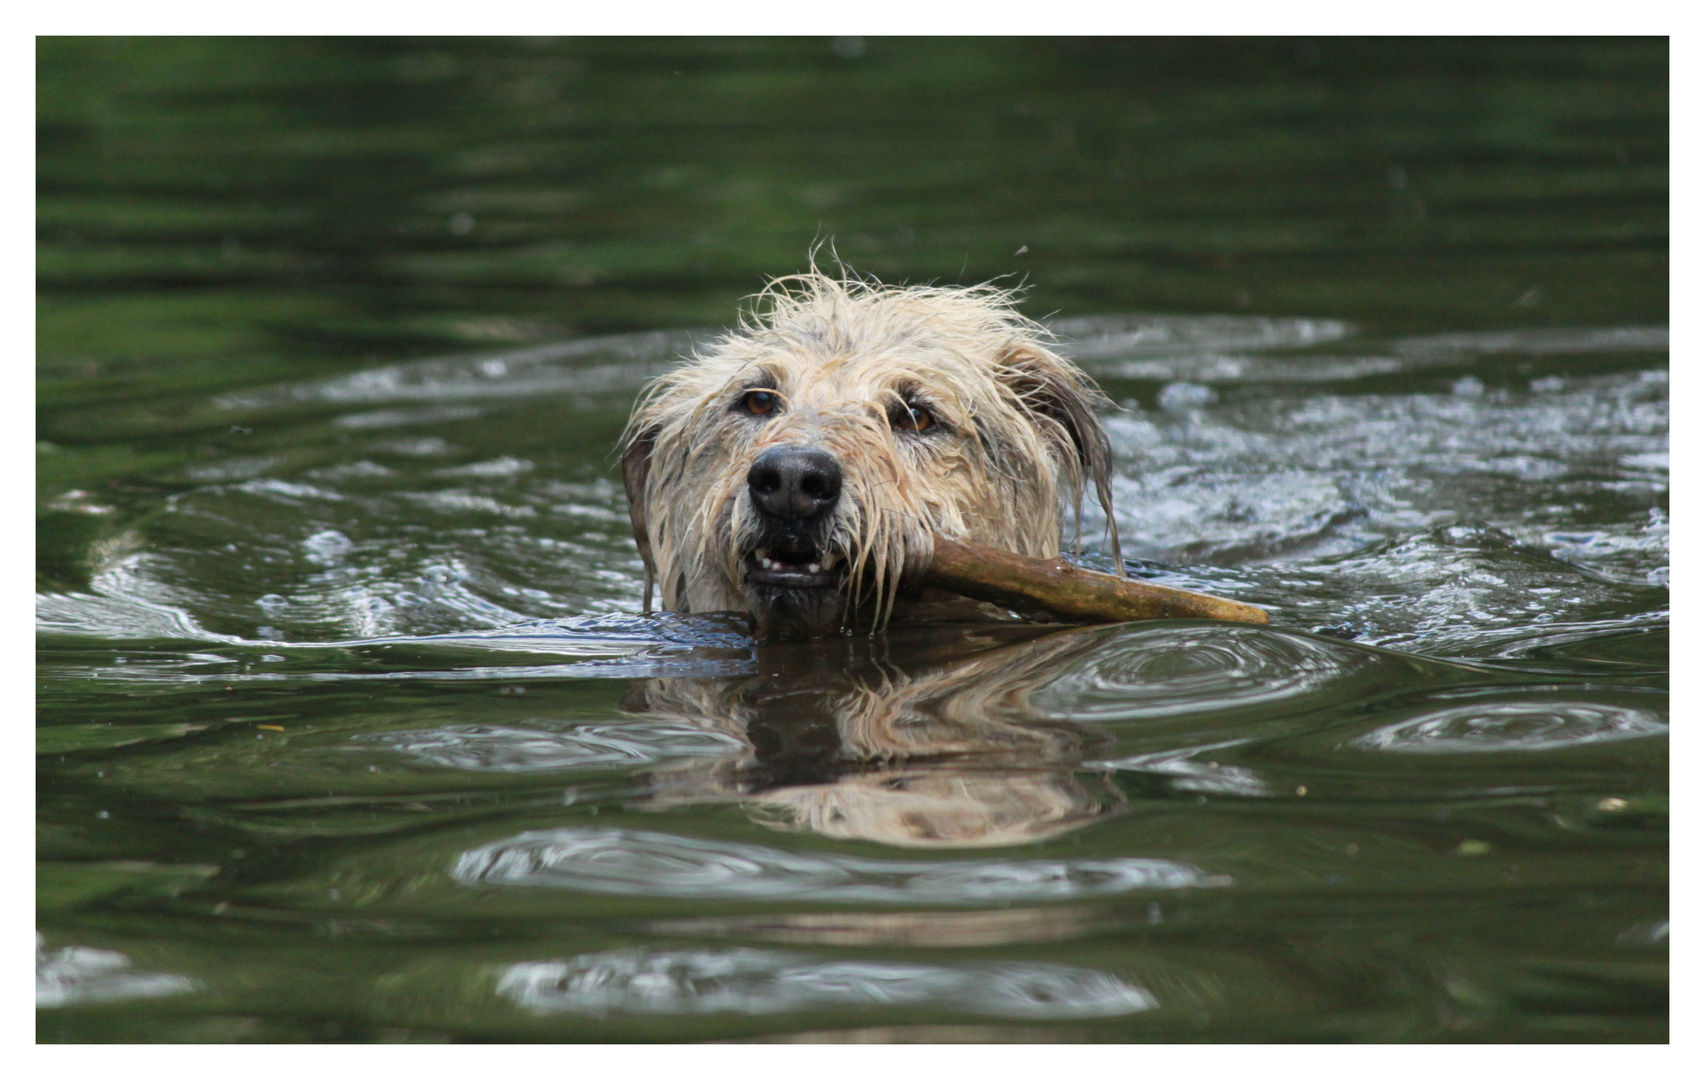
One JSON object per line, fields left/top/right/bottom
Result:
{"left": 621, "top": 271, "right": 1123, "bottom": 639}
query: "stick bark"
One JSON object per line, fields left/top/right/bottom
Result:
{"left": 924, "top": 534, "right": 1268, "bottom": 625}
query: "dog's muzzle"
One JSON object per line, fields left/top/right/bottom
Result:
{"left": 744, "top": 446, "right": 843, "bottom": 591}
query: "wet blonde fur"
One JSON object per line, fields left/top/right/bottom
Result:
{"left": 622, "top": 269, "right": 1120, "bottom": 630}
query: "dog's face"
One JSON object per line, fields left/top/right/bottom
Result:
{"left": 623, "top": 273, "right": 1117, "bottom": 638}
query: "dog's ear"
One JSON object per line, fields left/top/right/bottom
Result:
{"left": 621, "top": 424, "right": 660, "bottom": 610}
{"left": 998, "top": 344, "right": 1125, "bottom": 573}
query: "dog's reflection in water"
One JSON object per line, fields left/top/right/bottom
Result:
{"left": 624, "top": 618, "right": 1123, "bottom": 849}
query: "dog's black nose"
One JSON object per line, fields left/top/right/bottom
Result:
{"left": 747, "top": 446, "right": 842, "bottom": 521}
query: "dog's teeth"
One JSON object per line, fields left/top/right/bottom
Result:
{"left": 807, "top": 563, "right": 820, "bottom": 574}
{"left": 820, "top": 553, "right": 837, "bottom": 569}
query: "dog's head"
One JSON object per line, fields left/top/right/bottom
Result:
{"left": 622, "top": 271, "right": 1118, "bottom": 637}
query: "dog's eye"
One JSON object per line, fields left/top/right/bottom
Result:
{"left": 893, "top": 404, "right": 935, "bottom": 432}
{"left": 742, "top": 390, "right": 779, "bottom": 417}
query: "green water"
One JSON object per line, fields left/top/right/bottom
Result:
{"left": 37, "top": 37, "right": 1666, "bottom": 1042}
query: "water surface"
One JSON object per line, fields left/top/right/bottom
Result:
{"left": 37, "top": 38, "right": 1666, "bottom": 1043}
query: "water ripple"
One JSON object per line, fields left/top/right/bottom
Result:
{"left": 36, "top": 590, "right": 237, "bottom": 643}
{"left": 1050, "top": 313, "right": 1352, "bottom": 360}
{"left": 496, "top": 947, "right": 1156, "bottom": 1018}
{"left": 1090, "top": 741, "right": 1272, "bottom": 796}
{"left": 387, "top": 612, "right": 754, "bottom": 653}
{"left": 1393, "top": 326, "right": 1668, "bottom": 357}
{"left": 1033, "top": 623, "right": 1421, "bottom": 722}
{"left": 1350, "top": 699, "right": 1667, "bottom": 754}
{"left": 35, "top": 934, "right": 197, "bottom": 1009}
{"left": 214, "top": 330, "right": 705, "bottom": 414}
{"left": 452, "top": 827, "right": 1225, "bottom": 903}
{"left": 358, "top": 722, "right": 742, "bottom": 772}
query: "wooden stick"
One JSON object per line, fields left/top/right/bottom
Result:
{"left": 924, "top": 534, "right": 1269, "bottom": 625}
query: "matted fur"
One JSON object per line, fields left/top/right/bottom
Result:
{"left": 622, "top": 269, "right": 1121, "bottom": 634}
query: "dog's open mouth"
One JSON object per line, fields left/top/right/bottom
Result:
{"left": 745, "top": 545, "right": 842, "bottom": 590}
